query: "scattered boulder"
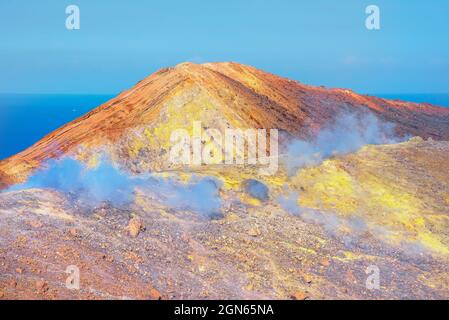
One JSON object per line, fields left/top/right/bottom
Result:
{"left": 319, "top": 258, "right": 330, "bottom": 267}
{"left": 303, "top": 274, "right": 313, "bottom": 284}
{"left": 68, "top": 228, "right": 79, "bottom": 237}
{"left": 291, "top": 291, "right": 309, "bottom": 300}
{"left": 127, "top": 217, "right": 144, "bottom": 238}
{"left": 248, "top": 227, "right": 261, "bottom": 237}
{"left": 242, "top": 179, "right": 269, "bottom": 202}
{"left": 148, "top": 285, "right": 163, "bottom": 300}
{"left": 35, "top": 280, "right": 49, "bottom": 293}
{"left": 28, "top": 220, "right": 43, "bottom": 229}
{"left": 208, "top": 211, "right": 224, "bottom": 220}
{"left": 409, "top": 136, "right": 424, "bottom": 143}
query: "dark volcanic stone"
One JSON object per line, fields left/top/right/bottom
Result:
{"left": 242, "top": 179, "right": 269, "bottom": 202}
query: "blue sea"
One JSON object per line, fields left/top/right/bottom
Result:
{"left": 0, "top": 93, "right": 448, "bottom": 161}
{"left": 375, "top": 94, "right": 449, "bottom": 107}
{"left": 0, "top": 94, "right": 114, "bottom": 160}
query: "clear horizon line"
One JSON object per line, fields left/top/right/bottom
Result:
{"left": 1, "top": 92, "right": 449, "bottom": 96}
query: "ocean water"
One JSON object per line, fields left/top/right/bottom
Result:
{"left": 0, "top": 93, "right": 448, "bottom": 161}
{"left": 375, "top": 94, "right": 449, "bottom": 107}
{"left": 0, "top": 94, "right": 114, "bottom": 160}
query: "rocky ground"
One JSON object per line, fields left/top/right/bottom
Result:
{"left": 1, "top": 138, "right": 448, "bottom": 300}
{"left": 1, "top": 62, "right": 449, "bottom": 300}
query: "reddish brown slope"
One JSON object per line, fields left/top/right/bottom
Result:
{"left": 1, "top": 62, "right": 449, "bottom": 185}
{"left": 205, "top": 62, "right": 449, "bottom": 137}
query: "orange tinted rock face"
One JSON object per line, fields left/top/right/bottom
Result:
{"left": 127, "top": 217, "right": 144, "bottom": 238}
{"left": 1, "top": 62, "right": 449, "bottom": 187}
{"left": 0, "top": 171, "right": 12, "bottom": 190}
{"left": 1, "top": 62, "right": 449, "bottom": 300}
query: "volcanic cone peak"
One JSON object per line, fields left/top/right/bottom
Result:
{"left": 1, "top": 62, "right": 449, "bottom": 184}
{"left": 1, "top": 63, "right": 449, "bottom": 300}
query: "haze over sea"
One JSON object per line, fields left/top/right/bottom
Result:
{"left": 0, "top": 93, "right": 448, "bottom": 161}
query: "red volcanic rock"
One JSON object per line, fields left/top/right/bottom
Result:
{"left": 1, "top": 62, "right": 449, "bottom": 187}
{"left": 127, "top": 217, "right": 144, "bottom": 238}
{"left": 35, "top": 280, "right": 49, "bottom": 293}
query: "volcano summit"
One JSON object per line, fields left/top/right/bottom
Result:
{"left": 0, "top": 62, "right": 449, "bottom": 299}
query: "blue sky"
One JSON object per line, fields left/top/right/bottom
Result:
{"left": 0, "top": 0, "right": 448, "bottom": 94}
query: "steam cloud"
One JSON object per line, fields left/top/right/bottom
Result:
{"left": 277, "top": 111, "right": 414, "bottom": 248}
{"left": 283, "top": 111, "right": 401, "bottom": 175}
{"left": 277, "top": 191, "right": 432, "bottom": 256}
{"left": 5, "top": 111, "right": 402, "bottom": 220}
{"left": 7, "top": 156, "right": 223, "bottom": 218}
{"left": 277, "top": 191, "right": 344, "bottom": 235}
